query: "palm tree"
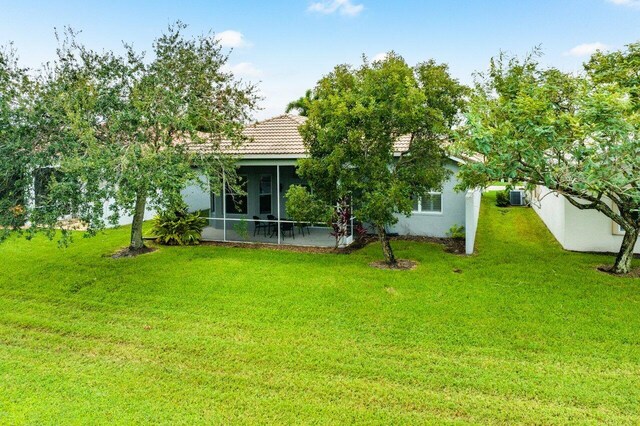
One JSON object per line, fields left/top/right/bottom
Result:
{"left": 285, "top": 89, "right": 315, "bottom": 116}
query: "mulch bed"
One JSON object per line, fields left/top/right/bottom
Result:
{"left": 200, "top": 240, "right": 341, "bottom": 254}
{"left": 369, "top": 259, "right": 418, "bottom": 270}
{"left": 198, "top": 235, "right": 466, "bottom": 256}
{"left": 597, "top": 265, "right": 640, "bottom": 278}
{"left": 110, "top": 246, "right": 157, "bottom": 259}
{"left": 389, "top": 235, "right": 467, "bottom": 255}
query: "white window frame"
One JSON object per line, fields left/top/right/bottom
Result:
{"left": 413, "top": 191, "right": 443, "bottom": 215}
{"left": 258, "top": 174, "right": 272, "bottom": 215}
{"left": 612, "top": 221, "right": 625, "bottom": 236}
{"left": 611, "top": 203, "right": 626, "bottom": 236}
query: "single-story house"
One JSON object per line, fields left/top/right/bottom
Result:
{"left": 27, "top": 167, "right": 157, "bottom": 228}
{"left": 182, "top": 114, "right": 482, "bottom": 253}
{"left": 531, "top": 185, "right": 640, "bottom": 254}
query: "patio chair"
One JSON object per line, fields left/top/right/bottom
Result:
{"left": 296, "top": 222, "right": 311, "bottom": 237}
{"left": 281, "top": 221, "right": 295, "bottom": 239}
{"left": 267, "top": 215, "right": 277, "bottom": 237}
{"left": 253, "top": 216, "right": 268, "bottom": 237}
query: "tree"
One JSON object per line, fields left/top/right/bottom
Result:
{"left": 285, "top": 89, "right": 315, "bottom": 116}
{"left": 10, "top": 23, "right": 258, "bottom": 252}
{"left": 291, "top": 53, "right": 467, "bottom": 265}
{"left": 0, "top": 45, "right": 32, "bottom": 239}
{"left": 284, "top": 185, "right": 332, "bottom": 225}
{"left": 284, "top": 184, "right": 336, "bottom": 243}
{"left": 457, "top": 45, "right": 640, "bottom": 274}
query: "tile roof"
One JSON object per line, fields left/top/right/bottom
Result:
{"left": 211, "top": 114, "right": 411, "bottom": 157}
{"left": 223, "top": 114, "right": 308, "bottom": 156}
{"left": 394, "top": 134, "right": 412, "bottom": 153}
{"left": 190, "top": 114, "right": 478, "bottom": 163}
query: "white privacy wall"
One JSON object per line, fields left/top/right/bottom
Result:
{"left": 563, "top": 199, "right": 640, "bottom": 254}
{"left": 530, "top": 186, "right": 566, "bottom": 247}
{"left": 532, "top": 186, "right": 640, "bottom": 254}
{"left": 465, "top": 189, "right": 482, "bottom": 255}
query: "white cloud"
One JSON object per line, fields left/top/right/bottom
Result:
{"left": 215, "top": 30, "right": 249, "bottom": 48}
{"left": 308, "top": 0, "right": 364, "bottom": 16}
{"left": 224, "top": 62, "right": 262, "bottom": 78}
{"left": 564, "top": 42, "right": 610, "bottom": 57}
{"left": 372, "top": 52, "right": 388, "bottom": 62}
{"left": 607, "top": 0, "right": 640, "bottom": 7}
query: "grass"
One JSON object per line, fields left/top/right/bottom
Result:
{"left": 487, "top": 181, "right": 524, "bottom": 187}
{"left": 1, "top": 193, "right": 639, "bottom": 424}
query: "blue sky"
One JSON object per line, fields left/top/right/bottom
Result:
{"left": 1, "top": 0, "right": 639, "bottom": 119}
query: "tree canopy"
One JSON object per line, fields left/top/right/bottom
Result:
{"left": 457, "top": 44, "right": 640, "bottom": 274}
{"left": 290, "top": 53, "right": 467, "bottom": 264}
{"left": 0, "top": 45, "right": 32, "bottom": 238}
{"left": 2, "top": 23, "right": 258, "bottom": 251}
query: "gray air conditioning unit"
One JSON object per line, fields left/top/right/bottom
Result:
{"left": 509, "top": 190, "right": 526, "bottom": 206}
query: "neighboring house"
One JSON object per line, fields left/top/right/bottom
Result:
{"left": 101, "top": 198, "right": 156, "bottom": 227}
{"left": 182, "top": 114, "right": 482, "bottom": 253}
{"left": 27, "top": 167, "right": 156, "bottom": 228}
{"left": 531, "top": 185, "right": 640, "bottom": 254}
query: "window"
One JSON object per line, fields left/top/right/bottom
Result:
{"left": 613, "top": 221, "right": 625, "bottom": 236}
{"left": 413, "top": 192, "right": 442, "bottom": 213}
{"left": 225, "top": 175, "right": 247, "bottom": 214}
{"left": 259, "top": 175, "right": 272, "bottom": 214}
{"left": 611, "top": 204, "right": 626, "bottom": 236}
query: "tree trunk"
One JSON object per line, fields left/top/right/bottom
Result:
{"left": 377, "top": 225, "right": 397, "bottom": 266}
{"left": 612, "top": 227, "right": 638, "bottom": 275}
{"left": 129, "top": 191, "right": 147, "bottom": 251}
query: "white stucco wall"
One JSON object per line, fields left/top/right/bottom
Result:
{"left": 102, "top": 198, "right": 156, "bottom": 227}
{"left": 530, "top": 186, "right": 566, "bottom": 247}
{"left": 388, "top": 163, "right": 467, "bottom": 239}
{"left": 531, "top": 186, "right": 640, "bottom": 254}
{"left": 563, "top": 200, "right": 640, "bottom": 254}
{"left": 182, "top": 175, "right": 210, "bottom": 213}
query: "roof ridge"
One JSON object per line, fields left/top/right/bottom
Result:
{"left": 247, "top": 114, "right": 286, "bottom": 128}
{"left": 250, "top": 113, "right": 304, "bottom": 127}
{"left": 284, "top": 114, "right": 307, "bottom": 125}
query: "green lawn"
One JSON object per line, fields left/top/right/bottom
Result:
{"left": 1, "top": 193, "right": 639, "bottom": 424}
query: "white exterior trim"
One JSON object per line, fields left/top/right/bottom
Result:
{"left": 413, "top": 191, "right": 444, "bottom": 215}
{"left": 236, "top": 159, "right": 299, "bottom": 166}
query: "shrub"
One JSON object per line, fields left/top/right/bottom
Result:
{"left": 447, "top": 224, "right": 465, "bottom": 239}
{"left": 285, "top": 185, "right": 332, "bottom": 224}
{"left": 151, "top": 208, "right": 207, "bottom": 246}
{"left": 495, "top": 190, "right": 510, "bottom": 207}
{"left": 354, "top": 222, "right": 368, "bottom": 240}
{"left": 232, "top": 218, "right": 249, "bottom": 240}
